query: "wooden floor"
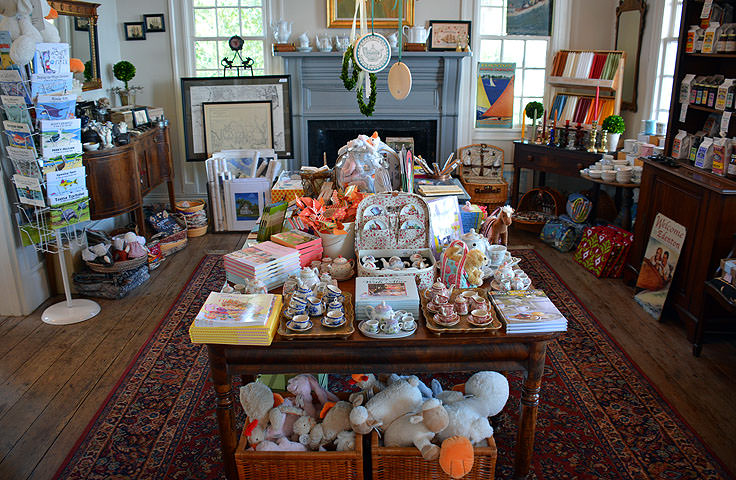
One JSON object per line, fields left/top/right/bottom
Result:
{"left": 0, "top": 230, "right": 734, "bottom": 479}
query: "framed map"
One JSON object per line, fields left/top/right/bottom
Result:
{"left": 202, "top": 101, "right": 273, "bottom": 155}
{"left": 181, "top": 76, "right": 293, "bottom": 161}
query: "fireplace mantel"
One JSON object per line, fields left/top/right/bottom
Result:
{"left": 276, "top": 50, "right": 470, "bottom": 169}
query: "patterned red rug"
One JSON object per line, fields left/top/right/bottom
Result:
{"left": 53, "top": 251, "right": 732, "bottom": 480}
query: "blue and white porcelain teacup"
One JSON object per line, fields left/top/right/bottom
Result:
{"left": 307, "top": 296, "right": 324, "bottom": 316}
{"left": 325, "top": 310, "right": 344, "bottom": 326}
{"left": 291, "top": 314, "right": 311, "bottom": 330}
{"left": 295, "top": 285, "right": 313, "bottom": 299}
{"left": 290, "top": 295, "right": 308, "bottom": 308}
{"left": 325, "top": 285, "right": 343, "bottom": 301}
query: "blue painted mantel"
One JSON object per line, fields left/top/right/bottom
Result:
{"left": 276, "top": 50, "right": 470, "bottom": 169}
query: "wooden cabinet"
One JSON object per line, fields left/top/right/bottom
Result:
{"left": 83, "top": 126, "right": 175, "bottom": 231}
{"left": 623, "top": 159, "right": 736, "bottom": 340}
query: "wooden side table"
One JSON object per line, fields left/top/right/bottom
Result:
{"left": 579, "top": 173, "right": 639, "bottom": 231}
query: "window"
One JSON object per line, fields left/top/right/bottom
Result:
{"left": 191, "top": 0, "right": 267, "bottom": 77}
{"left": 477, "top": 0, "right": 550, "bottom": 128}
{"left": 651, "top": 0, "right": 683, "bottom": 125}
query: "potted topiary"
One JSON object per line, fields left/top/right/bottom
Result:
{"left": 524, "top": 101, "right": 544, "bottom": 142}
{"left": 601, "top": 114, "right": 625, "bottom": 152}
{"left": 111, "top": 60, "right": 143, "bottom": 106}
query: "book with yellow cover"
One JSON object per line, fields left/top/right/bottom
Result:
{"left": 189, "top": 295, "right": 282, "bottom": 346}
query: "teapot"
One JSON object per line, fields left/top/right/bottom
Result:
{"left": 425, "top": 280, "right": 453, "bottom": 301}
{"left": 381, "top": 256, "right": 409, "bottom": 270}
{"left": 387, "top": 32, "right": 399, "bottom": 48}
{"left": 460, "top": 229, "right": 493, "bottom": 267}
{"left": 298, "top": 266, "right": 320, "bottom": 289}
{"left": 403, "top": 25, "right": 432, "bottom": 44}
{"left": 271, "top": 19, "right": 293, "bottom": 43}
{"left": 315, "top": 33, "right": 333, "bottom": 52}
{"left": 296, "top": 32, "right": 310, "bottom": 48}
{"left": 365, "top": 301, "right": 396, "bottom": 324}
{"left": 328, "top": 257, "right": 354, "bottom": 278}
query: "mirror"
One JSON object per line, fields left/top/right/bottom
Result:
{"left": 615, "top": 0, "right": 647, "bottom": 112}
{"left": 49, "top": 0, "right": 101, "bottom": 91}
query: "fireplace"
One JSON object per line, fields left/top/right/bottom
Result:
{"left": 307, "top": 119, "right": 437, "bottom": 167}
{"left": 276, "top": 51, "right": 469, "bottom": 170}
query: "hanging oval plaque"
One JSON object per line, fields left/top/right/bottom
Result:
{"left": 353, "top": 33, "right": 391, "bottom": 73}
{"left": 388, "top": 61, "right": 412, "bottom": 100}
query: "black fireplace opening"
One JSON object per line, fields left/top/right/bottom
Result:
{"left": 307, "top": 119, "right": 438, "bottom": 167}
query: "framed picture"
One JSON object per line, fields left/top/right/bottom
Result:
{"left": 428, "top": 20, "right": 471, "bottom": 51}
{"left": 124, "top": 22, "right": 146, "bottom": 41}
{"left": 223, "top": 178, "right": 271, "bottom": 231}
{"left": 506, "top": 0, "right": 552, "bottom": 36}
{"left": 202, "top": 101, "right": 273, "bottom": 155}
{"left": 143, "top": 14, "right": 165, "bottom": 33}
{"left": 181, "top": 76, "right": 293, "bottom": 161}
{"left": 476, "top": 63, "right": 516, "bottom": 128}
{"left": 326, "top": 0, "right": 414, "bottom": 28}
{"left": 132, "top": 107, "right": 150, "bottom": 127}
{"left": 74, "top": 17, "right": 89, "bottom": 32}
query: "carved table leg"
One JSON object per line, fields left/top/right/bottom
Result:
{"left": 513, "top": 341, "right": 548, "bottom": 480}
{"left": 207, "top": 345, "right": 238, "bottom": 480}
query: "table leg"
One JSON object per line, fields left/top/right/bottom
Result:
{"left": 512, "top": 166, "right": 521, "bottom": 208}
{"left": 513, "top": 341, "right": 548, "bottom": 480}
{"left": 167, "top": 179, "right": 176, "bottom": 211}
{"left": 207, "top": 345, "right": 239, "bottom": 480}
{"left": 621, "top": 187, "right": 634, "bottom": 232}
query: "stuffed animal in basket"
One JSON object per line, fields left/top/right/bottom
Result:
{"left": 287, "top": 374, "right": 339, "bottom": 418}
{"left": 386, "top": 373, "right": 433, "bottom": 400}
{"left": 319, "top": 400, "right": 353, "bottom": 443}
{"left": 464, "top": 249, "right": 487, "bottom": 287}
{"left": 0, "top": 0, "right": 61, "bottom": 65}
{"left": 239, "top": 381, "right": 276, "bottom": 444}
{"left": 348, "top": 373, "right": 386, "bottom": 406}
{"left": 487, "top": 205, "right": 514, "bottom": 246}
{"left": 384, "top": 398, "right": 450, "bottom": 460}
{"left": 436, "top": 371, "right": 509, "bottom": 445}
{"left": 350, "top": 375, "right": 424, "bottom": 434}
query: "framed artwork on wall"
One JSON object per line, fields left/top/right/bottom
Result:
{"left": 180, "top": 76, "right": 293, "bottom": 161}
{"left": 326, "top": 0, "right": 414, "bottom": 28}
{"left": 143, "top": 14, "right": 165, "bottom": 33}
{"left": 124, "top": 22, "right": 146, "bottom": 41}
{"left": 202, "top": 101, "right": 274, "bottom": 155}
{"left": 74, "top": 17, "right": 89, "bottom": 32}
{"left": 428, "top": 20, "right": 471, "bottom": 51}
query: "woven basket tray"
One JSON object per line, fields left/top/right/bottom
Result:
{"left": 370, "top": 432, "right": 497, "bottom": 480}
{"left": 235, "top": 428, "right": 364, "bottom": 480}
{"left": 85, "top": 254, "right": 147, "bottom": 273}
{"left": 515, "top": 187, "right": 564, "bottom": 233}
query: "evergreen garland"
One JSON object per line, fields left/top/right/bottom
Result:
{"left": 356, "top": 72, "right": 377, "bottom": 117}
{"left": 340, "top": 44, "right": 377, "bottom": 117}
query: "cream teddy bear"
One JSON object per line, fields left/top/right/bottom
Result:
{"left": 464, "top": 249, "right": 487, "bottom": 287}
{"left": 384, "top": 398, "right": 450, "bottom": 460}
{"left": 0, "top": 0, "right": 61, "bottom": 65}
{"left": 436, "top": 371, "right": 509, "bottom": 445}
{"left": 335, "top": 431, "right": 356, "bottom": 451}
{"left": 350, "top": 375, "right": 423, "bottom": 434}
{"left": 320, "top": 400, "right": 352, "bottom": 443}
{"left": 292, "top": 415, "right": 317, "bottom": 446}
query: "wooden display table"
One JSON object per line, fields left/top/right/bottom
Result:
{"left": 579, "top": 173, "right": 639, "bottom": 231}
{"left": 205, "top": 280, "right": 561, "bottom": 480}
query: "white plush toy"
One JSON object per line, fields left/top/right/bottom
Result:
{"left": 384, "top": 398, "right": 450, "bottom": 460}
{"left": 0, "top": 0, "right": 61, "bottom": 65}
{"left": 292, "top": 415, "right": 317, "bottom": 446}
{"left": 436, "top": 371, "right": 509, "bottom": 445}
{"left": 239, "top": 382, "right": 275, "bottom": 444}
{"left": 348, "top": 373, "right": 385, "bottom": 406}
{"left": 319, "top": 400, "right": 352, "bottom": 443}
{"left": 350, "top": 375, "right": 423, "bottom": 434}
{"left": 335, "top": 431, "right": 356, "bottom": 452}
{"left": 430, "top": 379, "right": 465, "bottom": 405}
{"left": 265, "top": 399, "right": 304, "bottom": 441}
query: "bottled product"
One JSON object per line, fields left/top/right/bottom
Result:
{"left": 727, "top": 152, "right": 736, "bottom": 178}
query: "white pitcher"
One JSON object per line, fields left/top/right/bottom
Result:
{"left": 403, "top": 25, "right": 431, "bottom": 44}
{"left": 271, "top": 19, "right": 292, "bottom": 43}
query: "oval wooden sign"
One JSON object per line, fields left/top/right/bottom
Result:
{"left": 388, "top": 61, "right": 412, "bottom": 100}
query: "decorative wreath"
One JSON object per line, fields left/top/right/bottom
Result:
{"left": 340, "top": 45, "right": 377, "bottom": 117}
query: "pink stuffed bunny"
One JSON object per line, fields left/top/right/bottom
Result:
{"left": 287, "top": 374, "right": 338, "bottom": 418}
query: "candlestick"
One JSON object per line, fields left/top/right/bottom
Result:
{"left": 588, "top": 120, "right": 599, "bottom": 153}
{"left": 520, "top": 115, "right": 526, "bottom": 142}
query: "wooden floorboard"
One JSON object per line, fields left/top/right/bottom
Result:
{"left": 0, "top": 230, "right": 734, "bottom": 479}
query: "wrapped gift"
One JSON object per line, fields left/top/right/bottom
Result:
{"left": 271, "top": 175, "right": 304, "bottom": 203}
{"left": 460, "top": 202, "right": 484, "bottom": 234}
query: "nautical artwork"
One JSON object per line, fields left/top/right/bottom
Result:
{"left": 476, "top": 63, "right": 515, "bottom": 129}
{"left": 506, "top": 0, "right": 552, "bottom": 36}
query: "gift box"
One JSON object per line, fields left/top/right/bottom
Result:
{"left": 460, "top": 203, "right": 484, "bottom": 234}
{"left": 271, "top": 177, "right": 304, "bottom": 204}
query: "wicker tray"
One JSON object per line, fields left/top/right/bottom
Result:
{"left": 235, "top": 428, "right": 364, "bottom": 480}
{"left": 85, "top": 254, "right": 147, "bottom": 273}
{"left": 277, "top": 292, "right": 355, "bottom": 340}
{"left": 420, "top": 287, "right": 503, "bottom": 335}
{"left": 370, "top": 431, "right": 497, "bottom": 480}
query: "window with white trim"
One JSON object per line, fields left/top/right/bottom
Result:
{"left": 191, "top": 0, "right": 267, "bottom": 77}
{"left": 651, "top": 0, "right": 682, "bottom": 124}
{"left": 477, "top": 0, "right": 550, "bottom": 128}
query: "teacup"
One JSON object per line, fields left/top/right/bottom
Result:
{"left": 362, "top": 255, "right": 377, "bottom": 266}
{"left": 512, "top": 277, "right": 531, "bottom": 290}
{"left": 295, "top": 285, "right": 313, "bottom": 299}
{"left": 381, "top": 318, "right": 402, "bottom": 334}
{"left": 325, "top": 285, "right": 342, "bottom": 299}
{"left": 325, "top": 310, "right": 344, "bottom": 326}
{"left": 327, "top": 299, "right": 344, "bottom": 313}
{"left": 488, "top": 245, "right": 507, "bottom": 265}
{"left": 470, "top": 295, "right": 486, "bottom": 311}
{"left": 233, "top": 283, "right": 246, "bottom": 293}
{"left": 222, "top": 285, "right": 235, "bottom": 293}
{"left": 322, "top": 257, "right": 333, "bottom": 265}
{"left": 307, "top": 296, "right": 324, "bottom": 316}
{"left": 409, "top": 253, "right": 423, "bottom": 263}
{"left": 310, "top": 260, "right": 322, "bottom": 269}
{"left": 400, "top": 315, "right": 416, "bottom": 331}
{"left": 364, "top": 319, "right": 380, "bottom": 333}
{"left": 434, "top": 294, "right": 449, "bottom": 305}
{"left": 291, "top": 314, "right": 311, "bottom": 329}
{"left": 363, "top": 260, "right": 378, "bottom": 270}
{"left": 454, "top": 296, "right": 469, "bottom": 315}
{"left": 437, "top": 303, "right": 455, "bottom": 316}
{"left": 470, "top": 309, "right": 491, "bottom": 325}
{"left": 435, "top": 311, "right": 457, "bottom": 325}
{"left": 290, "top": 296, "right": 308, "bottom": 308}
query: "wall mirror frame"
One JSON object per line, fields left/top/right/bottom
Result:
{"left": 615, "top": 0, "right": 647, "bottom": 112}
{"left": 49, "top": 0, "right": 101, "bottom": 91}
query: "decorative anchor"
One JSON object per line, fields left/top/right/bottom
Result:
{"left": 221, "top": 35, "right": 254, "bottom": 77}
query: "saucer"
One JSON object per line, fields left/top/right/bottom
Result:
{"left": 321, "top": 317, "right": 346, "bottom": 328}
{"left": 433, "top": 313, "right": 459, "bottom": 327}
{"left": 286, "top": 319, "right": 313, "bottom": 332}
{"left": 296, "top": 46, "right": 312, "bottom": 52}
{"left": 468, "top": 317, "right": 502, "bottom": 329}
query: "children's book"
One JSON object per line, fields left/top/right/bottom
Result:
{"left": 256, "top": 201, "right": 287, "bottom": 242}
{"left": 42, "top": 152, "right": 83, "bottom": 174}
{"left": 6, "top": 146, "right": 42, "bottom": 179}
{"left": 0, "top": 95, "right": 32, "bottom": 126}
{"left": 46, "top": 166, "right": 87, "bottom": 205}
{"left": 271, "top": 229, "right": 320, "bottom": 249}
{"left": 40, "top": 118, "right": 82, "bottom": 157}
{"left": 490, "top": 290, "right": 568, "bottom": 333}
{"left": 33, "top": 43, "right": 70, "bottom": 75}
{"left": 13, "top": 174, "right": 45, "bottom": 207}
{"left": 3, "top": 120, "right": 36, "bottom": 153}
{"left": 194, "top": 293, "right": 278, "bottom": 328}
{"left": 35, "top": 93, "right": 76, "bottom": 120}
{"left": 30, "top": 72, "right": 73, "bottom": 99}
{"left": 0, "top": 31, "right": 12, "bottom": 70}
{"left": 49, "top": 196, "right": 90, "bottom": 228}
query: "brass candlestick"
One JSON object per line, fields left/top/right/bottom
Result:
{"left": 600, "top": 129, "right": 608, "bottom": 154}
{"left": 587, "top": 121, "right": 599, "bottom": 153}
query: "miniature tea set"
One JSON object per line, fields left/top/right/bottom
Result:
{"left": 360, "top": 252, "right": 431, "bottom": 272}
{"left": 490, "top": 262, "right": 531, "bottom": 292}
{"left": 309, "top": 256, "right": 355, "bottom": 280}
{"left": 283, "top": 267, "right": 338, "bottom": 297}
{"left": 358, "top": 301, "right": 417, "bottom": 339}
{"left": 423, "top": 281, "right": 495, "bottom": 327}
{"left": 285, "top": 283, "right": 347, "bottom": 332}
{"left": 221, "top": 278, "right": 268, "bottom": 295}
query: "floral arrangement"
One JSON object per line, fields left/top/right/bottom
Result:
{"left": 295, "top": 185, "right": 365, "bottom": 235}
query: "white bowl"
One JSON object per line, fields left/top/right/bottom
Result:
{"left": 83, "top": 142, "right": 99, "bottom": 151}
{"left": 616, "top": 171, "right": 633, "bottom": 183}
{"left": 589, "top": 169, "right": 602, "bottom": 179}
{"left": 612, "top": 159, "right": 628, "bottom": 166}
{"left": 601, "top": 171, "right": 617, "bottom": 182}
{"left": 615, "top": 165, "right": 632, "bottom": 172}
{"left": 602, "top": 164, "right": 614, "bottom": 171}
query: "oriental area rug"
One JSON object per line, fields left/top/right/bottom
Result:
{"left": 53, "top": 252, "right": 732, "bottom": 480}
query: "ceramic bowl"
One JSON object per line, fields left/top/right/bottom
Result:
{"left": 601, "top": 164, "right": 614, "bottom": 171}
{"left": 612, "top": 159, "right": 628, "bottom": 167}
{"left": 601, "top": 170, "right": 617, "bottom": 182}
{"left": 616, "top": 171, "right": 633, "bottom": 183}
{"left": 83, "top": 142, "right": 100, "bottom": 151}
{"left": 588, "top": 169, "right": 602, "bottom": 179}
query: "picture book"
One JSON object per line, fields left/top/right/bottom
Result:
{"left": 0, "top": 69, "right": 31, "bottom": 104}
{"left": 355, "top": 275, "right": 419, "bottom": 301}
{"left": 0, "top": 95, "right": 32, "bottom": 126}
{"left": 40, "top": 118, "right": 82, "bottom": 157}
{"left": 13, "top": 174, "right": 45, "bottom": 207}
{"left": 33, "top": 43, "right": 70, "bottom": 76}
{"left": 256, "top": 201, "right": 287, "bottom": 242}
{"left": 0, "top": 31, "right": 12, "bottom": 69}
{"left": 271, "top": 229, "right": 320, "bottom": 249}
{"left": 3, "top": 120, "right": 36, "bottom": 153}
{"left": 30, "top": 72, "right": 73, "bottom": 99}
{"left": 42, "top": 152, "right": 83, "bottom": 174}
{"left": 491, "top": 290, "right": 568, "bottom": 333}
{"left": 426, "top": 196, "right": 462, "bottom": 260}
{"left": 46, "top": 166, "right": 87, "bottom": 205}
{"left": 49, "top": 196, "right": 90, "bottom": 228}
{"left": 194, "top": 293, "right": 278, "bottom": 328}
{"left": 6, "top": 146, "right": 42, "bottom": 179}
{"left": 35, "top": 93, "right": 76, "bottom": 120}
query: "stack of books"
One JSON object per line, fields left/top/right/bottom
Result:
{"left": 550, "top": 51, "right": 622, "bottom": 81}
{"left": 355, "top": 276, "right": 420, "bottom": 323}
{"left": 189, "top": 293, "right": 282, "bottom": 346}
{"left": 490, "top": 290, "right": 568, "bottom": 334}
{"left": 271, "top": 230, "right": 323, "bottom": 267}
{"left": 224, "top": 241, "right": 301, "bottom": 290}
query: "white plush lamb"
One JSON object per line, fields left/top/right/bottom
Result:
{"left": 0, "top": 0, "right": 61, "bottom": 65}
{"left": 349, "top": 375, "right": 423, "bottom": 434}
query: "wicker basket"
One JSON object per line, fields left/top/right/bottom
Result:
{"left": 515, "top": 187, "right": 564, "bottom": 233}
{"left": 235, "top": 428, "right": 364, "bottom": 480}
{"left": 458, "top": 144, "right": 508, "bottom": 207}
{"left": 175, "top": 200, "right": 208, "bottom": 237}
{"left": 150, "top": 213, "right": 188, "bottom": 257}
{"left": 85, "top": 254, "right": 147, "bottom": 273}
{"left": 370, "top": 432, "right": 497, "bottom": 480}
